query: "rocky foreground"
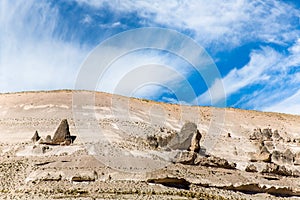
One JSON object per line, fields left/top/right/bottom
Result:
{"left": 0, "top": 90, "right": 300, "bottom": 199}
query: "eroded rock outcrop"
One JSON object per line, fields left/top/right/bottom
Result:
{"left": 250, "top": 146, "right": 271, "bottom": 162}
{"left": 31, "top": 131, "right": 40, "bottom": 143}
{"left": 262, "top": 163, "right": 299, "bottom": 177}
{"left": 52, "top": 119, "right": 71, "bottom": 144}
{"left": 271, "top": 149, "right": 295, "bottom": 165}
{"left": 39, "top": 119, "right": 76, "bottom": 145}
{"left": 195, "top": 155, "right": 236, "bottom": 169}
{"left": 170, "top": 122, "right": 201, "bottom": 152}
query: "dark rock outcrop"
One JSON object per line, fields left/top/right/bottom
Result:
{"left": 52, "top": 119, "right": 71, "bottom": 144}
{"left": 31, "top": 131, "right": 40, "bottom": 143}
{"left": 262, "top": 163, "right": 298, "bottom": 177}
{"left": 271, "top": 149, "right": 295, "bottom": 165}
{"left": 245, "top": 164, "right": 258, "bottom": 172}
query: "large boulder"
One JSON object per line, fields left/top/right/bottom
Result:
{"left": 169, "top": 122, "right": 201, "bottom": 152}
{"left": 52, "top": 119, "right": 71, "bottom": 144}
{"left": 271, "top": 149, "right": 295, "bottom": 165}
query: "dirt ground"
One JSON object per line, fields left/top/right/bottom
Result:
{"left": 0, "top": 90, "right": 300, "bottom": 199}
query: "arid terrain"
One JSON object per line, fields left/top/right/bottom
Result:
{"left": 0, "top": 90, "right": 300, "bottom": 199}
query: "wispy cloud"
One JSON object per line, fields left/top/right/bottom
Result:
{"left": 0, "top": 0, "right": 88, "bottom": 92}
{"left": 199, "top": 40, "right": 300, "bottom": 114}
{"left": 196, "top": 47, "right": 281, "bottom": 105}
{"left": 76, "top": 0, "right": 300, "bottom": 49}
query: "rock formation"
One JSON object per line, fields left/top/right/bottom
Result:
{"left": 250, "top": 146, "right": 271, "bottom": 162}
{"left": 170, "top": 122, "right": 201, "bottom": 152}
{"left": 52, "top": 119, "right": 71, "bottom": 144}
{"left": 31, "top": 131, "right": 40, "bottom": 143}
{"left": 245, "top": 164, "right": 258, "bottom": 172}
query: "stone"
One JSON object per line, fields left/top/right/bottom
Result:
{"left": 262, "top": 163, "right": 293, "bottom": 177}
{"left": 174, "top": 151, "right": 198, "bottom": 165}
{"left": 169, "top": 122, "right": 201, "bottom": 152}
{"left": 245, "top": 164, "right": 258, "bottom": 172}
{"left": 52, "top": 119, "right": 71, "bottom": 144}
{"left": 71, "top": 170, "right": 98, "bottom": 182}
{"left": 282, "top": 149, "right": 295, "bottom": 164}
{"left": 31, "top": 131, "right": 40, "bottom": 143}
{"left": 294, "top": 152, "right": 300, "bottom": 165}
{"left": 195, "top": 155, "right": 236, "bottom": 169}
{"left": 250, "top": 146, "right": 271, "bottom": 162}
{"left": 262, "top": 128, "right": 272, "bottom": 141}
{"left": 45, "top": 135, "right": 52, "bottom": 143}
{"left": 272, "top": 130, "right": 280, "bottom": 139}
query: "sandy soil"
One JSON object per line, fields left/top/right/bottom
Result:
{"left": 0, "top": 90, "right": 300, "bottom": 199}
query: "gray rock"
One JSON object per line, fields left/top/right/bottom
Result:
{"left": 294, "top": 152, "right": 300, "bottom": 165}
{"left": 52, "top": 119, "right": 71, "bottom": 144}
{"left": 169, "top": 122, "right": 201, "bottom": 152}
{"left": 31, "top": 131, "right": 40, "bottom": 143}
{"left": 45, "top": 135, "right": 52, "bottom": 143}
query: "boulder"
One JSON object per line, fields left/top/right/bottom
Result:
{"left": 169, "top": 122, "right": 201, "bottom": 152}
{"left": 250, "top": 146, "right": 271, "bottom": 162}
{"left": 271, "top": 149, "right": 295, "bottom": 165}
{"left": 262, "top": 163, "right": 293, "bottom": 177}
{"left": 294, "top": 152, "right": 300, "bottom": 165}
{"left": 262, "top": 128, "right": 272, "bottom": 141}
{"left": 245, "top": 164, "right": 258, "bottom": 172}
{"left": 272, "top": 130, "right": 280, "bottom": 139}
{"left": 52, "top": 119, "right": 71, "bottom": 144}
{"left": 45, "top": 135, "right": 52, "bottom": 143}
{"left": 31, "top": 131, "right": 40, "bottom": 143}
{"left": 174, "top": 151, "right": 198, "bottom": 165}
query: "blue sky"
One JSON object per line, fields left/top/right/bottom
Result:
{"left": 1, "top": 0, "right": 300, "bottom": 115}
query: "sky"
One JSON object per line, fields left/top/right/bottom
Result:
{"left": 1, "top": 0, "right": 300, "bottom": 115}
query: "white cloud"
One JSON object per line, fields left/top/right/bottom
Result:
{"left": 76, "top": 0, "right": 300, "bottom": 48}
{"left": 198, "top": 39, "right": 300, "bottom": 114}
{"left": 263, "top": 89, "right": 300, "bottom": 115}
{"left": 197, "top": 47, "right": 281, "bottom": 105}
{"left": 0, "top": 0, "right": 89, "bottom": 92}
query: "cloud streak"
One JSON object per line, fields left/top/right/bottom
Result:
{"left": 0, "top": 0, "right": 88, "bottom": 92}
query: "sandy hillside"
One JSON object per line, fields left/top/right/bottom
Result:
{"left": 0, "top": 90, "right": 300, "bottom": 199}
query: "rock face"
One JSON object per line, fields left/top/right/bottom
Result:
{"left": 52, "top": 119, "right": 71, "bottom": 144}
{"left": 31, "top": 131, "right": 40, "bottom": 143}
{"left": 170, "top": 122, "right": 201, "bottom": 152}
